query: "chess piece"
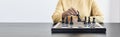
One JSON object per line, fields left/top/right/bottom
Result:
{"left": 92, "top": 18, "right": 96, "bottom": 23}
{"left": 91, "top": 17, "right": 96, "bottom": 28}
{"left": 88, "top": 16, "right": 91, "bottom": 24}
{"left": 62, "top": 17, "right": 65, "bottom": 27}
{"left": 84, "top": 16, "right": 87, "bottom": 24}
{"left": 84, "top": 16, "right": 88, "bottom": 27}
{"left": 77, "top": 11, "right": 81, "bottom": 22}
{"left": 65, "top": 16, "right": 68, "bottom": 24}
{"left": 70, "top": 16, "right": 73, "bottom": 28}
{"left": 62, "top": 16, "right": 69, "bottom": 28}
{"left": 87, "top": 16, "right": 91, "bottom": 27}
{"left": 62, "top": 17, "right": 64, "bottom": 23}
{"left": 77, "top": 11, "right": 83, "bottom": 28}
{"left": 65, "top": 16, "right": 69, "bottom": 27}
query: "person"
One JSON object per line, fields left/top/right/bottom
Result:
{"left": 52, "top": 0, "right": 104, "bottom": 25}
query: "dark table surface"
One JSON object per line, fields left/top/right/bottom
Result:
{"left": 0, "top": 23, "right": 119, "bottom": 37}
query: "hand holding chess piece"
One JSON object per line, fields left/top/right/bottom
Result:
{"left": 62, "top": 10, "right": 84, "bottom": 28}
{"left": 62, "top": 8, "right": 78, "bottom": 20}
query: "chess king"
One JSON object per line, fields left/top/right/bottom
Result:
{"left": 52, "top": 0, "right": 104, "bottom": 25}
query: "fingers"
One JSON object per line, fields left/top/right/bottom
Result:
{"left": 62, "top": 8, "right": 79, "bottom": 19}
{"left": 67, "top": 9, "right": 73, "bottom": 15}
{"left": 62, "top": 11, "right": 71, "bottom": 19}
{"left": 68, "top": 9, "right": 75, "bottom": 15}
{"left": 69, "top": 8, "right": 78, "bottom": 16}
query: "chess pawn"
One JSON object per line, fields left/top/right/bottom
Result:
{"left": 62, "top": 17, "right": 64, "bottom": 23}
{"left": 62, "top": 16, "right": 69, "bottom": 28}
{"left": 70, "top": 16, "right": 73, "bottom": 28}
{"left": 84, "top": 16, "right": 88, "bottom": 27}
{"left": 62, "top": 17, "right": 65, "bottom": 27}
{"left": 65, "top": 16, "right": 69, "bottom": 27}
{"left": 91, "top": 18, "right": 96, "bottom": 28}
{"left": 88, "top": 17, "right": 91, "bottom": 24}
{"left": 87, "top": 16, "right": 91, "bottom": 27}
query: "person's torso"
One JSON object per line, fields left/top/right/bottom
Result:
{"left": 61, "top": 0, "right": 93, "bottom": 18}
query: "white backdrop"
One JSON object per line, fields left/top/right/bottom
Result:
{"left": 0, "top": 0, "right": 119, "bottom": 23}
{"left": 0, "top": 0, "right": 58, "bottom": 23}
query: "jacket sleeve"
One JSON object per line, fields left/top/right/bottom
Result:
{"left": 52, "top": 0, "right": 64, "bottom": 24}
{"left": 90, "top": 0, "right": 104, "bottom": 23}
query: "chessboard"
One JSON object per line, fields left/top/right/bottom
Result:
{"left": 52, "top": 11, "right": 106, "bottom": 33}
{"left": 52, "top": 22, "right": 104, "bottom": 28}
{"left": 52, "top": 22, "right": 106, "bottom": 33}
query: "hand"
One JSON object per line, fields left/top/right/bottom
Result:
{"left": 62, "top": 8, "right": 78, "bottom": 19}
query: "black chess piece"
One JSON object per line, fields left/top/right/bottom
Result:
{"left": 62, "top": 17, "right": 65, "bottom": 27}
{"left": 87, "top": 16, "right": 91, "bottom": 27}
{"left": 88, "top": 16, "right": 91, "bottom": 24}
{"left": 70, "top": 16, "right": 73, "bottom": 25}
{"left": 62, "top": 17, "right": 64, "bottom": 23}
{"left": 77, "top": 11, "right": 81, "bottom": 22}
{"left": 65, "top": 16, "right": 68, "bottom": 24}
{"left": 77, "top": 11, "right": 84, "bottom": 28}
{"left": 84, "top": 16, "right": 88, "bottom": 27}
{"left": 91, "top": 17, "right": 96, "bottom": 28}
{"left": 62, "top": 16, "right": 69, "bottom": 27}
{"left": 84, "top": 16, "right": 87, "bottom": 24}
{"left": 92, "top": 18, "right": 96, "bottom": 23}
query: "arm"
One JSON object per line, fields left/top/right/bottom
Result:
{"left": 52, "top": 0, "right": 64, "bottom": 25}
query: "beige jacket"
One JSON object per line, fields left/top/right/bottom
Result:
{"left": 52, "top": 0, "right": 104, "bottom": 24}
